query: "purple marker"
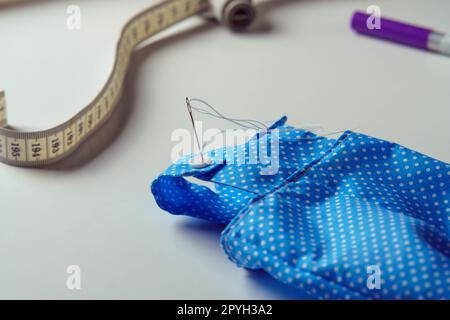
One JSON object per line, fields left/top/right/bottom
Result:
{"left": 351, "top": 11, "right": 450, "bottom": 56}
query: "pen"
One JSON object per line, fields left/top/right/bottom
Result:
{"left": 351, "top": 11, "right": 450, "bottom": 56}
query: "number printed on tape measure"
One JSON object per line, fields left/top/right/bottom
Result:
{"left": 48, "top": 132, "right": 64, "bottom": 159}
{"left": 7, "top": 138, "right": 26, "bottom": 161}
{"left": 64, "top": 123, "right": 76, "bottom": 152}
{"left": 26, "top": 137, "right": 47, "bottom": 161}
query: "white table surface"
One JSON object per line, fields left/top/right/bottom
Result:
{"left": 0, "top": 0, "right": 449, "bottom": 299}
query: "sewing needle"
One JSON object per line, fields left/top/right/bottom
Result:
{"left": 186, "top": 97, "right": 204, "bottom": 163}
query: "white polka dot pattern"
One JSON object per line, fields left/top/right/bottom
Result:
{"left": 151, "top": 117, "right": 450, "bottom": 300}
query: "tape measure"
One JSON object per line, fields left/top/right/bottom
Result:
{"left": 0, "top": 0, "right": 256, "bottom": 167}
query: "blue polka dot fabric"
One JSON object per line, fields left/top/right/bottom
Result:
{"left": 151, "top": 117, "right": 450, "bottom": 300}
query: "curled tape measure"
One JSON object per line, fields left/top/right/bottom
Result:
{"left": 0, "top": 0, "right": 256, "bottom": 167}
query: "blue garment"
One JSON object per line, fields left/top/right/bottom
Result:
{"left": 151, "top": 117, "right": 450, "bottom": 300}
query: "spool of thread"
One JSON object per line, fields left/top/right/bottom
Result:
{"left": 210, "top": 0, "right": 256, "bottom": 31}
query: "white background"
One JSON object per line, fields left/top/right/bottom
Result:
{"left": 0, "top": 0, "right": 449, "bottom": 299}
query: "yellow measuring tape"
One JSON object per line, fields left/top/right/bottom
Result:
{"left": 0, "top": 0, "right": 211, "bottom": 167}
